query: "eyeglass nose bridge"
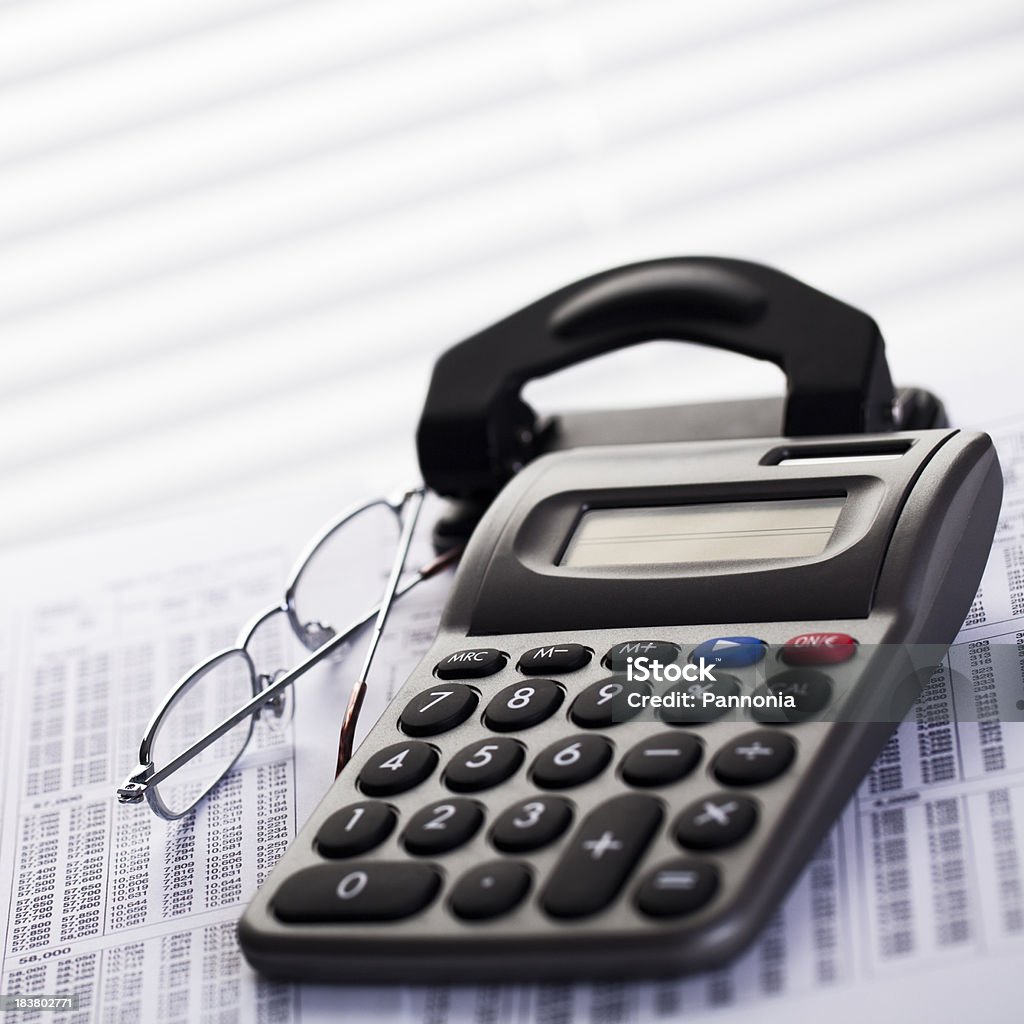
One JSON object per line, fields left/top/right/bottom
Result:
{"left": 300, "top": 620, "right": 336, "bottom": 650}
{"left": 256, "top": 670, "right": 289, "bottom": 719}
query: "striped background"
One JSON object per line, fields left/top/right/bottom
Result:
{"left": 2, "top": 0, "right": 1021, "bottom": 547}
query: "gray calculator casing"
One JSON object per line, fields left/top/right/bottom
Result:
{"left": 239, "top": 426, "right": 1001, "bottom": 984}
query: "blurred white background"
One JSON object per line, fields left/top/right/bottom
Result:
{"left": 2, "top": 0, "right": 1022, "bottom": 547}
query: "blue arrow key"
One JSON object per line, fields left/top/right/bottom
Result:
{"left": 691, "top": 636, "right": 766, "bottom": 668}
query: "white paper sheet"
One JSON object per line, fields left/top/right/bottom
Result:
{"left": 1, "top": 419, "right": 1023, "bottom": 1022}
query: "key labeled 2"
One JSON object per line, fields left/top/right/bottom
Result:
{"left": 403, "top": 799, "right": 484, "bottom": 855}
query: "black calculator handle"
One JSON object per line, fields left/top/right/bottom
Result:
{"left": 417, "top": 256, "right": 896, "bottom": 500}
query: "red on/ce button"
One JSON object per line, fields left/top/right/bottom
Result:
{"left": 781, "top": 632, "right": 858, "bottom": 665}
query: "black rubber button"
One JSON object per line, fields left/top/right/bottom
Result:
{"left": 659, "top": 674, "right": 742, "bottom": 725}
{"left": 713, "top": 730, "right": 796, "bottom": 786}
{"left": 444, "top": 738, "right": 524, "bottom": 793}
{"left": 273, "top": 862, "right": 440, "bottom": 923}
{"left": 402, "top": 799, "right": 484, "bottom": 855}
{"left": 751, "top": 669, "right": 833, "bottom": 724}
{"left": 490, "top": 796, "right": 573, "bottom": 853}
{"left": 435, "top": 649, "right": 506, "bottom": 679}
{"left": 569, "top": 678, "right": 651, "bottom": 729}
{"left": 674, "top": 793, "right": 758, "bottom": 850}
{"left": 619, "top": 731, "right": 701, "bottom": 787}
{"left": 532, "top": 734, "right": 613, "bottom": 790}
{"left": 399, "top": 684, "right": 478, "bottom": 736}
{"left": 635, "top": 859, "right": 718, "bottom": 918}
{"left": 450, "top": 861, "right": 531, "bottom": 921}
{"left": 483, "top": 679, "right": 563, "bottom": 732}
{"left": 604, "top": 640, "right": 680, "bottom": 672}
{"left": 518, "top": 644, "right": 591, "bottom": 674}
{"left": 315, "top": 801, "right": 396, "bottom": 858}
{"left": 358, "top": 741, "right": 438, "bottom": 797}
{"left": 542, "top": 794, "right": 663, "bottom": 919}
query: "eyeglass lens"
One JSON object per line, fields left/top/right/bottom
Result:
{"left": 289, "top": 502, "right": 402, "bottom": 651}
{"left": 148, "top": 651, "right": 256, "bottom": 816}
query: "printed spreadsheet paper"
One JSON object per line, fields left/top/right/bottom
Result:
{"left": 0, "top": 418, "right": 1022, "bottom": 1023}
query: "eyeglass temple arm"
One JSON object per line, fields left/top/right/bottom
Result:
{"left": 335, "top": 487, "right": 426, "bottom": 775}
{"left": 118, "top": 538, "right": 461, "bottom": 802}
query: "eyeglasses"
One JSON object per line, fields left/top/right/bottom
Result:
{"left": 116, "top": 485, "right": 459, "bottom": 820}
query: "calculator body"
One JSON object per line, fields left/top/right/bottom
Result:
{"left": 239, "top": 425, "right": 1001, "bottom": 983}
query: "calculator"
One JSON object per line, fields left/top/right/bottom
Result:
{"left": 239, "top": 258, "right": 1003, "bottom": 983}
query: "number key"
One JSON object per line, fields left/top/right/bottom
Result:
{"left": 531, "top": 734, "right": 612, "bottom": 790}
{"left": 483, "top": 679, "right": 563, "bottom": 732}
{"left": 444, "top": 738, "right": 524, "bottom": 792}
{"left": 315, "top": 801, "right": 396, "bottom": 858}
{"left": 569, "top": 678, "right": 650, "bottom": 728}
{"left": 403, "top": 799, "right": 484, "bottom": 855}
{"left": 399, "top": 684, "right": 478, "bottom": 736}
{"left": 490, "top": 796, "right": 573, "bottom": 852}
{"left": 273, "top": 862, "right": 440, "bottom": 923}
{"left": 358, "top": 741, "right": 437, "bottom": 797}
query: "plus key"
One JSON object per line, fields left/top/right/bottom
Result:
{"left": 542, "top": 794, "right": 663, "bottom": 919}
{"left": 713, "top": 730, "right": 795, "bottom": 786}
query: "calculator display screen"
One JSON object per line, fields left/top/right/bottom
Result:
{"left": 560, "top": 497, "right": 845, "bottom": 567}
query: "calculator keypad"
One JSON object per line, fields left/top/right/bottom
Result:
{"left": 483, "top": 679, "right": 563, "bottom": 731}
{"left": 444, "top": 738, "right": 524, "bottom": 792}
{"left": 490, "top": 796, "right": 573, "bottom": 852}
{"left": 542, "top": 794, "right": 663, "bottom": 919}
{"left": 403, "top": 799, "right": 484, "bottom": 855}
{"left": 450, "top": 861, "right": 532, "bottom": 920}
{"left": 293, "top": 636, "right": 818, "bottom": 933}
{"left": 531, "top": 734, "right": 613, "bottom": 789}
{"left": 399, "top": 684, "right": 479, "bottom": 736}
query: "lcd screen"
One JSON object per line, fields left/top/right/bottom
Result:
{"left": 560, "top": 497, "right": 845, "bottom": 567}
